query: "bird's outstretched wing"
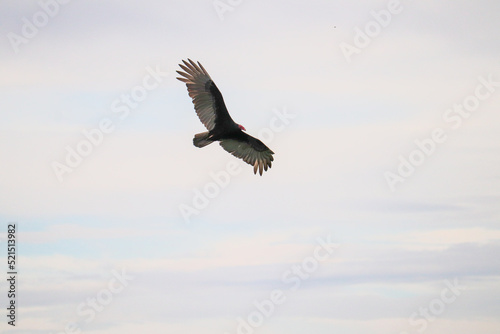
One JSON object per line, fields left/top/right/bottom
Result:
{"left": 176, "top": 59, "right": 235, "bottom": 131}
{"left": 220, "top": 134, "right": 274, "bottom": 175}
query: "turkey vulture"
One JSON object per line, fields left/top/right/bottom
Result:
{"left": 176, "top": 59, "right": 274, "bottom": 175}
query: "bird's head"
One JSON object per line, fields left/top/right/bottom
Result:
{"left": 238, "top": 124, "right": 246, "bottom": 131}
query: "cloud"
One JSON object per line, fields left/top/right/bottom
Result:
{"left": 1, "top": 0, "right": 499, "bottom": 333}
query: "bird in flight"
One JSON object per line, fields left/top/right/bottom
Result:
{"left": 176, "top": 59, "right": 274, "bottom": 175}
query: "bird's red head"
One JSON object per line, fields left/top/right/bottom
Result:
{"left": 238, "top": 124, "right": 246, "bottom": 131}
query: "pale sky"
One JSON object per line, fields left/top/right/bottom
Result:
{"left": 1, "top": 1, "right": 499, "bottom": 333}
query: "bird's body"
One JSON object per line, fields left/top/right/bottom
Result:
{"left": 176, "top": 59, "right": 274, "bottom": 175}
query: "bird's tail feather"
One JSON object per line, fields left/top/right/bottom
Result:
{"left": 193, "top": 132, "right": 213, "bottom": 148}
